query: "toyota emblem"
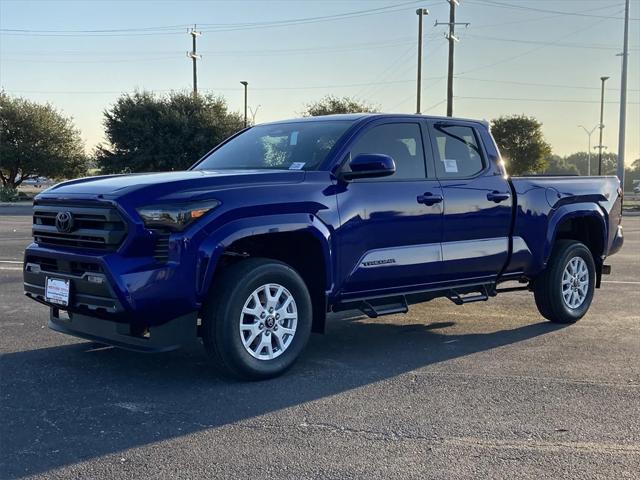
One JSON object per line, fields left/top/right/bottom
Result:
{"left": 55, "top": 212, "right": 74, "bottom": 233}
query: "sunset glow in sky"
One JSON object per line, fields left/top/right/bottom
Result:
{"left": 1, "top": 0, "right": 638, "bottom": 162}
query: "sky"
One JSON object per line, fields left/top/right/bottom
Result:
{"left": 1, "top": 0, "right": 638, "bottom": 164}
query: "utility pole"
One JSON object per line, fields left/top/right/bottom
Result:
{"left": 187, "top": 25, "right": 201, "bottom": 97}
{"left": 596, "top": 76, "right": 610, "bottom": 175}
{"left": 416, "top": 8, "right": 429, "bottom": 114}
{"left": 616, "top": 0, "right": 630, "bottom": 186}
{"left": 435, "top": 0, "right": 469, "bottom": 117}
{"left": 578, "top": 125, "right": 598, "bottom": 176}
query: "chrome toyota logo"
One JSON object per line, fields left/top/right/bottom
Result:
{"left": 55, "top": 212, "right": 74, "bottom": 233}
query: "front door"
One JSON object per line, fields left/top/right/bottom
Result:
{"left": 335, "top": 120, "right": 444, "bottom": 298}
{"left": 427, "top": 120, "right": 513, "bottom": 283}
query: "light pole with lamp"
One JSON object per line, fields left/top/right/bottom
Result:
{"left": 596, "top": 76, "right": 610, "bottom": 175}
{"left": 240, "top": 81, "right": 248, "bottom": 128}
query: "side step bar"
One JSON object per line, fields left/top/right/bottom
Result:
{"left": 337, "top": 280, "right": 532, "bottom": 318}
{"left": 447, "top": 285, "right": 494, "bottom": 305}
{"left": 359, "top": 296, "right": 408, "bottom": 319}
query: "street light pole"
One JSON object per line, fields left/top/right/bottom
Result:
{"left": 416, "top": 8, "right": 429, "bottom": 114}
{"left": 578, "top": 124, "right": 598, "bottom": 176}
{"left": 240, "top": 81, "right": 248, "bottom": 128}
{"left": 596, "top": 76, "right": 610, "bottom": 175}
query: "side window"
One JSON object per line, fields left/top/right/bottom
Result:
{"left": 431, "top": 124, "right": 484, "bottom": 179}
{"left": 349, "top": 123, "right": 426, "bottom": 180}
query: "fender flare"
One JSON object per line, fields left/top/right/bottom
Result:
{"left": 544, "top": 202, "right": 608, "bottom": 267}
{"left": 195, "top": 213, "right": 334, "bottom": 298}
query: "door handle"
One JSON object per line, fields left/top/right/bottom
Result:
{"left": 486, "top": 191, "right": 511, "bottom": 203}
{"left": 417, "top": 193, "right": 443, "bottom": 206}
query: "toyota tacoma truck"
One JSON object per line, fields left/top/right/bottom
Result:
{"left": 23, "top": 114, "right": 624, "bottom": 379}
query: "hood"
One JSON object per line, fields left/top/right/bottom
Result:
{"left": 40, "top": 169, "right": 306, "bottom": 200}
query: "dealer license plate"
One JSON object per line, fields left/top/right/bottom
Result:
{"left": 45, "top": 277, "right": 70, "bottom": 306}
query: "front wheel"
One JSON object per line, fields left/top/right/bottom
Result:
{"left": 534, "top": 240, "right": 596, "bottom": 324}
{"left": 201, "top": 258, "right": 312, "bottom": 380}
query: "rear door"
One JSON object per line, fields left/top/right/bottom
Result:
{"left": 335, "top": 120, "right": 444, "bottom": 297}
{"left": 427, "top": 120, "right": 512, "bottom": 283}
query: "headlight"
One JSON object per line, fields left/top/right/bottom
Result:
{"left": 136, "top": 200, "right": 220, "bottom": 231}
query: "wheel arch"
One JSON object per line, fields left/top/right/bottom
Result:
{"left": 545, "top": 204, "right": 608, "bottom": 286}
{"left": 197, "top": 214, "right": 333, "bottom": 333}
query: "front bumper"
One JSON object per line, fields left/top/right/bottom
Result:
{"left": 48, "top": 307, "right": 198, "bottom": 353}
{"left": 24, "top": 245, "right": 203, "bottom": 352}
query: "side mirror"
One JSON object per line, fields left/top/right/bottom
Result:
{"left": 342, "top": 153, "right": 396, "bottom": 180}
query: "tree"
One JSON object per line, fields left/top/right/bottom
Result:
{"left": 543, "top": 153, "right": 580, "bottom": 175}
{"left": 624, "top": 158, "right": 640, "bottom": 192}
{"left": 303, "top": 95, "right": 377, "bottom": 117}
{"left": 565, "top": 151, "right": 617, "bottom": 176}
{"left": 490, "top": 115, "right": 551, "bottom": 175}
{"left": 0, "top": 94, "right": 87, "bottom": 188}
{"left": 96, "top": 91, "right": 244, "bottom": 174}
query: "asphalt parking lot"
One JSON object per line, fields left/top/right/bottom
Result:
{"left": 1, "top": 205, "right": 638, "bottom": 479}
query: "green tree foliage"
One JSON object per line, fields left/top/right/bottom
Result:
{"left": 0, "top": 94, "right": 87, "bottom": 188}
{"left": 624, "top": 158, "right": 640, "bottom": 192}
{"left": 564, "top": 151, "right": 617, "bottom": 176}
{"left": 543, "top": 154, "right": 580, "bottom": 175}
{"left": 490, "top": 115, "right": 552, "bottom": 175}
{"left": 96, "top": 91, "right": 244, "bottom": 174}
{"left": 303, "top": 95, "right": 377, "bottom": 117}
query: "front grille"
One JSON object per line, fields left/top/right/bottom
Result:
{"left": 32, "top": 202, "right": 127, "bottom": 251}
{"left": 152, "top": 230, "right": 171, "bottom": 262}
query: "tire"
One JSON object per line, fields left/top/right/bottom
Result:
{"left": 534, "top": 240, "right": 596, "bottom": 324}
{"left": 201, "top": 257, "right": 312, "bottom": 380}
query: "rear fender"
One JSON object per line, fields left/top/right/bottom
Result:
{"left": 544, "top": 203, "right": 607, "bottom": 267}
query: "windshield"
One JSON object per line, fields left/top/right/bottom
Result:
{"left": 193, "top": 120, "right": 353, "bottom": 171}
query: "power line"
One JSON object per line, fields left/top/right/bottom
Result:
{"left": 0, "top": 1, "right": 430, "bottom": 37}
{"left": 456, "top": 12, "right": 623, "bottom": 76}
{"left": 3, "top": 78, "right": 447, "bottom": 96}
{"left": 465, "top": 33, "right": 640, "bottom": 51}
{"left": 8, "top": 73, "right": 635, "bottom": 96}
{"left": 455, "top": 95, "right": 639, "bottom": 105}
{"left": 471, "top": 3, "right": 627, "bottom": 29}
{"left": 467, "top": 0, "right": 639, "bottom": 21}
{"left": 455, "top": 76, "right": 640, "bottom": 93}
{"left": 1, "top": 56, "right": 182, "bottom": 64}
{"left": 1, "top": 37, "right": 420, "bottom": 61}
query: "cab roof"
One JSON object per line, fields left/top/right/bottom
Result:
{"left": 261, "top": 113, "right": 489, "bottom": 128}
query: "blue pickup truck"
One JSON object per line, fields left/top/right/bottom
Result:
{"left": 23, "top": 114, "right": 624, "bottom": 379}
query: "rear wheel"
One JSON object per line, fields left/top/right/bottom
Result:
{"left": 201, "top": 258, "right": 312, "bottom": 380}
{"left": 534, "top": 240, "right": 596, "bottom": 324}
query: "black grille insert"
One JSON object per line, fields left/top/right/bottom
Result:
{"left": 152, "top": 230, "right": 171, "bottom": 263}
{"left": 32, "top": 203, "right": 127, "bottom": 251}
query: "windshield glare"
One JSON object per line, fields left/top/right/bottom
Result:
{"left": 193, "top": 121, "right": 353, "bottom": 171}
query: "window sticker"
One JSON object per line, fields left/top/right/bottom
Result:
{"left": 443, "top": 159, "right": 458, "bottom": 173}
{"left": 290, "top": 131, "right": 299, "bottom": 146}
{"left": 289, "top": 162, "right": 306, "bottom": 170}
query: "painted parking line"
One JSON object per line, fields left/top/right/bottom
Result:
{"left": 0, "top": 260, "right": 22, "bottom": 264}
{"left": 602, "top": 280, "right": 640, "bottom": 285}
{"left": 0, "top": 266, "right": 22, "bottom": 271}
